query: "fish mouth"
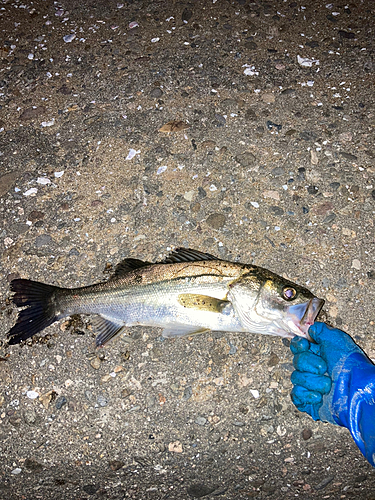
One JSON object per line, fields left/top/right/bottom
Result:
{"left": 287, "top": 298, "right": 325, "bottom": 340}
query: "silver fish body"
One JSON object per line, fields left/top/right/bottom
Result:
{"left": 7, "top": 248, "right": 324, "bottom": 346}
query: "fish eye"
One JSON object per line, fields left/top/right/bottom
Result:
{"left": 282, "top": 286, "right": 297, "bottom": 301}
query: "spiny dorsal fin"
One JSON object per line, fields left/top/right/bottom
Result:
{"left": 162, "top": 248, "right": 220, "bottom": 264}
{"left": 111, "top": 258, "right": 152, "bottom": 278}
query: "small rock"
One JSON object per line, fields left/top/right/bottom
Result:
{"left": 82, "top": 484, "right": 99, "bottom": 495}
{"left": 235, "top": 151, "right": 256, "bottom": 167}
{"left": 183, "top": 386, "right": 192, "bottom": 401}
{"left": 23, "top": 410, "right": 37, "bottom": 425}
{"left": 195, "top": 416, "right": 207, "bottom": 426}
{"left": 11, "top": 468, "right": 22, "bottom": 475}
{"left": 19, "top": 106, "right": 46, "bottom": 121}
{"left": 97, "top": 395, "right": 108, "bottom": 407}
{"left": 352, "top": 259, "right": 361, "bottom": 270}
{"left": 168, "top": 441, "right": 183, "bottom": 453}
{"left": 268, "top": 353, "right": 279, "bottom": 367}
{"left": 24, "top": 458, "right": 43, "bottom": 472}
{"left": 302, "top": 428, "right": 313, "bottom": 440}
{"left": 205, "top": 213, "right": 226, "bottom": 230}
{"left": 340, "top": 151, "right": 358, "bottom": 161}
{"left": 34, "top": 234, "right": 53, "bottom": 248}
{"left": 307, "top": 185, "right": 319, "bottom": 195}
{"left": 187, "top": 483, "right": 216, "bottom": 498}
{"left": 315, "top": 476, "right": 334, "bottom": 490}
{"left": 150, "top": 88, "right": 163, "bottom": 98}
{"left": 55, "top": 396, "right": 67, "bottom": 410}
{"left": 90, "top": 357, "right": 101, "bottom": 370}
{"left": 109, "top": 460, "right": 125, "bottom": 471}
{"left": 266, "top": 120, "right": 282, "bottom": 132}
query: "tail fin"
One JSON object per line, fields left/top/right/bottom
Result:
{"left": 8, "top": 279, "right": 59, "bottom": 344}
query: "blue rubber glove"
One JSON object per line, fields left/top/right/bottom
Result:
{"left": 290, "top": 322, "right": 375, "bottom": 467}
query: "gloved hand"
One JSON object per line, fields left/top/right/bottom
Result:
{"left": 290, "top": 322, "right": 375, "bottom": 467}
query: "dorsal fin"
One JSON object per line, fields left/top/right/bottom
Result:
{"left": 111, "top": 258, "right": 152, "bottom": 278}
{"left": 162, "top": 248, "right": 220, "bottom": 264}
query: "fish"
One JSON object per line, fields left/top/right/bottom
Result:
{"left": 7, "top": 248, "right": 324, "bottom": 347}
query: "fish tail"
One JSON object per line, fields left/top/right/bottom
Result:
{"left": 8, "top": 279, "right": 60, "bottom": 344}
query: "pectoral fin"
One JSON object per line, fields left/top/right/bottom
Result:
{"left": 162, "top": 324, "right": 210, "bottom": 338}
{"left": 92, "top": 316, "right": 126, "bottom": 347}
{"left": 178, "top": 293, "right": 230, "bottom": 313}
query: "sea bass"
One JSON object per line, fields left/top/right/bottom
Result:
{"left": 7, "top": 248, "right": 324, "bottom": 347}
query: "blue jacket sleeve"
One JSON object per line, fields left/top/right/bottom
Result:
{"left": 332, "top": 352, "right": 375, "bottom": 467}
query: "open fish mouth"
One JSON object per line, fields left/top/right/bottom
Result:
{"left": 287, "top": 298, "right": 325, "bottom": 340}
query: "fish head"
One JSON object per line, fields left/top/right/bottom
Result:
{"left": 229, "top": 269, "right": 324, "bottom": 340}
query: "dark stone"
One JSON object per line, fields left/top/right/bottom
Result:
{"left": 329, "top": 182, "right": 340, "bottom": 190}
{"left": 338, "top": 30, "right": 355, "bottom": 39}
{"left": 109, "top": 460, "right": 125, "bottom": 471}
{"left": 268, "top": 206, "right": 284, "bottom": 216}
{"left": 214, "top": 114, "right": 226, "bottom": 127}
{"left": 302, "top": 428, "right": 313, "bottom": 440}
{"left": 183, "top": 386, "right": 192, "bottom": 400}
{"left": 302, "top": 207, "right": 309, "bottom": 214}
{"left": 340, "top": 151, "right": 358, "bottom": 161}
{"left": 82, "top": 484, "right": 99, "bottom": 495}
{"left": 281, "top": 88, "right": 296, "bottom": 95}
{"left": 266, "top": 120, "right": 282, "bottom": 132}
{"left": 282, "top": 338, "right": 291, "bottom": 348}
{"left": 68, "top": 248, "right": 80, "bottom": 256}
{"left": 268, "top": 353, "right": 279, "bottom": 367}
{"left": 55, "top": 396, "right": 67, "bottom": 410}
{"left": 299, "top": 130, "right": 317, "bottom": 141}
{"left": 244, "top": 41, "right": 257, "bottom": 50}
{"left": 323, "top": 213, "right": 336, "bottom": 224}
{"left": 34, "top": 234, "right": 53, "bottom": 247}
{"left": 150, "top": 87, "right": 163, "bottom": 98}
{"left": 245, "top": 108, "right": 257, "bottom": 120}
{"left": 187, "top": 483, "right": 216, "bottom": 498}
{"left": 182, "top": 8, "right": 193, "bottom": 22}
{"left": 307, "top": 186, "right": 319, "bottom": 195}
{"left": 335, "top": 277, "right": 347, "bottom": 289}
{"left": 367, "top": 270, "right": 375, "bottom": 279}
{"left": 315, "top": 476, "right": 334, "bottom": 490}
{"left": 371, "top": 189, "right": 375, "bottom": 200}
{"left": 24, "top": 458, "right": 43, "bottom": 472}
{"left": 306, "top": 40, "right": 319, "bottom": 48}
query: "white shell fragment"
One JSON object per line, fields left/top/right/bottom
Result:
{"left": 63, "top": 34, "right": 76, "bottom": 43}
{"left": 125, "top": 149, "right": 140, "bottom": 161}
{"left": 26, "top": 390, "right": 39, "bottom": 399}
{"left": 297, "top": 55, "right": 320, "bottom": 67}
{"left": 23, "top": 188, "right": 38, "bottom": 197}
{"left": 41, "top": 119, "right": 55, "bottom": 127}
{"left": 37, "top": 177, "right": 51, "bottom": 185}
{"left": 250, "top": 389, "right": 260, "bottom": 399}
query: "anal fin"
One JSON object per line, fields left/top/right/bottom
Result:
{"left": 91, "top": 316, "right": 126, "bottom": 347}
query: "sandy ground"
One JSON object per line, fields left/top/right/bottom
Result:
{"left": 0, "top": 0, "right": 374, "bottom": 498}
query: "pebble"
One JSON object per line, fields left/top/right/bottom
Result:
{"left": 35, "top": 234, "right": 53, "bottom": 248}
{"left": 315, "top": 476, "right": 334, "bottom": 490}
{"left": 90, "top": 357, "right": 101, "bottom": 370}
{"left": 55, "top": 396, "right": 67, "bottom": 410}
{"left": 302, "top": 428, "right": 313, "bottom": 440}
{"left": 266, "top": 120, "right": 282, "bottom": 132}
{"left": 150, "top": 88, "right": 163, "bottom": 98}
{"left": 352, "top": 259, "right": 361, "bottom": 270}
{"left": 183, "top": 386, "right": 192, "bottom": 401}
{"left": 11, "top": 468, "right": 22, "bottom": 475}
{"left": 235, "top": 151, "right": 256, "bottom": 167}
{"left": 96, "top": 395, "right": 108, "bottom": 407}
{"left": 168, "top": 441, "right": 183, "bottom": 453}
{"left": 195, "top": 416, "right": 207, "bottom": 426}
{"left": 186, "top": 484, "right": 216, "bottom": 498}
{"left": 205, "top": 213, "right": 226, "bottom": 230}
